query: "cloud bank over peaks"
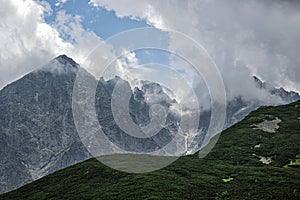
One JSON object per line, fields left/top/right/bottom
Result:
{"left": 90, "top": 0, "right": 300, "bottom": 104}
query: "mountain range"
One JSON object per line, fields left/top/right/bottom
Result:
{"left": 0, "top": 55, "right": 299, "bottom": 194}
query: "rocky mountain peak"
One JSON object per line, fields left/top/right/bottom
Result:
{"left": 54, "top": 54, "right": 78, "bottom": 67}
{"left": 253, "top": 75, "right": 300, "bottom": 102}
{"left": 35, "top": 54, "right": 79, "bottom": 75}
{"left": 253, "top": 75, "right": 266, "bottom": 89}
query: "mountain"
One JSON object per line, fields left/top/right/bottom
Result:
{"left": 0, "top": 55, "right": 299, "bottom": 194}
{"left": 0, "top": 55, "right": 91, "bottom": 193}
{"left": 253, "top": 76, "right": 300, "bottom": 102}
{"left": 0, "top": 55, "right": 179, "bottom": 194}
{"left": 223, "top": 76, "right": 300, "bottom": 128}
{"left": 1, "top": 100, "right": 299, "bottom": 199}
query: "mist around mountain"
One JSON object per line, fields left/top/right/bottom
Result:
{"left": 1, "top": 99, "right": 299, "bottom": 199}
{"left": 0, "top": 55, "right": 181, "bottom": 194}
{"left": 224, "top": 75, "right": 300, "bottom": 129}
{"left": 0, "top": 55, "right": 299, "bottom": 194}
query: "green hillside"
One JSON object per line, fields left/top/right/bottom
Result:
{"left": 1, "top": 101, "right": 300, "bottom": 200}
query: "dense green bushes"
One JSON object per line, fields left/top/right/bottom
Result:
{"left": 1, "top": 101, "right": 299, "bottom": 199}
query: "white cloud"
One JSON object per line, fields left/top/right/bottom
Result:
{"left": 89, "top": 0, "right": 165, "bottom": 28}
{"left": 0, "top": 0, "right": 115, "bottom": 89}
{"left": 52, "top": 10, "right": 115, "bottom": 72}
{"left": 90, "top": 0, "right": 300, "bottom": 102}
{"left": 55, "top": 0, "right": 68, "bottom": 7}
{"left": 1, "top": 0, "right": 299, "bottom": 106}
{"left": 0, "top": 0, "right": 68, "bottom": 88}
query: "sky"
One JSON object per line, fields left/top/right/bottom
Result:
{"left": 0, "top": 0, "right": 300, "bottom": 107}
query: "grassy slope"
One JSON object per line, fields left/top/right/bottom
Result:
{"left": 1, "top": 101, "right": 300, "bottom": 200}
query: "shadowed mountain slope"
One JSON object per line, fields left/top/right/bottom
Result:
{"left": 1, "top": 100, "right": 299, "bottom": 199}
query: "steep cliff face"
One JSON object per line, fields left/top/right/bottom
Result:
{"left": 95, "top": 77, "right": 178, "bottom": 154}
{"left": 0, "top": 55, "right": 91, "bottom": 193}
{"left": 0, "top": 55, "right": 179, "bottom": 194}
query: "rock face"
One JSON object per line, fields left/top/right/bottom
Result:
{"left": 0, "top": 55, "right": 91, "bottom": 193}
{"left": 95, "top": 77, "right": 178, "bottom": 154}
{"left": 1, "top": 55, "right": 299, "bottom": 194}
{"left": 253, "top": 76, "right": 300, "bottom": 102}
{"left": 0, "top": 55, "right": 179, "bottom": 194}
